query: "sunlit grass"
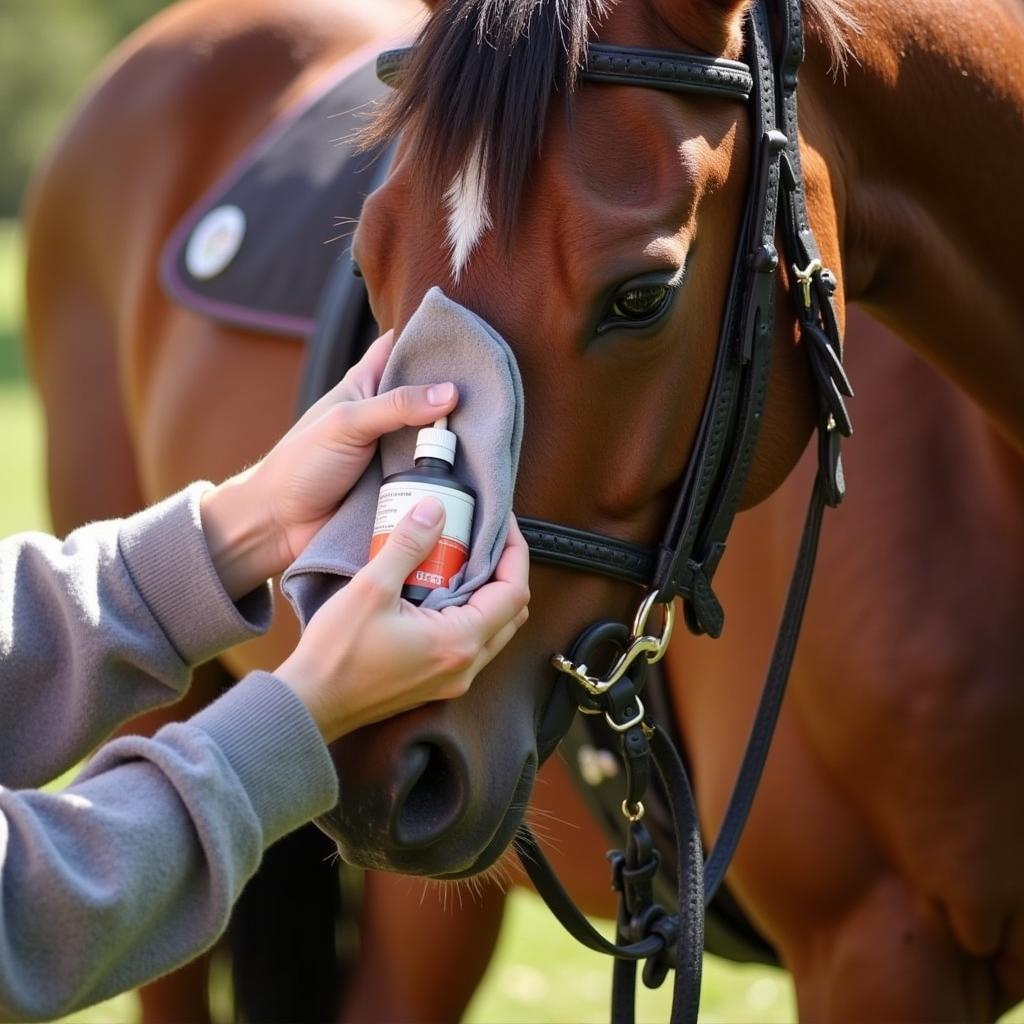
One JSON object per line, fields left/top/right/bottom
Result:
{"left": 0, "top": 218, "right": 27, "bottom": 381}
{"left": 0, "top": 221, "right": 47, "bottom": 535}
{"left": 0, "top": 383, "right": 47, "bottom": 535}
{"left": 465, "top": 890, "right": 794, "bottom": 1024}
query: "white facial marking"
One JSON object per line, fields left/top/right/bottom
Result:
{"left": 445, "top": 142, "right": 492, "bottom": 280}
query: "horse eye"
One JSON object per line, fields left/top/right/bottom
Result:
{"left": 611, "top": 284, "right": 670, "bottom": 320}
{"left": 597, "top": 276, "right": 677, "bottom": 335}
{"left": 351, "top": 260, "right": 363, "bottom": 279}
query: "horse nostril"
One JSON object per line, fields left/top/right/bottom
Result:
{"left": 392, "top": 739, "right": 469, "bottom": 849}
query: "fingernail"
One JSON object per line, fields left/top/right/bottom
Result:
{"left": 411, "top": 496, "right": 444, "bottom": 526}
{"left": 427, "top": 382, "right": 456, "bottom": 406}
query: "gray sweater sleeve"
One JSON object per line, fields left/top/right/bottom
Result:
{"left": 0, "top": 672, "right": 338, "bottom": 1021}
{"left": 0, "top": 484, "right": 340, "bottom": 1019}
{"left": 0, "top": 482, "right": 272, "bottom": 786}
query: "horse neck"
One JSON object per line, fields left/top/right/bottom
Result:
{"left": 809, "top": 0, "right": 1024, "bottom": 453}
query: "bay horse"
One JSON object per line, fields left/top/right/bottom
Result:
{"left": 23, "top": 0, "right": 1024, "bottom": 1020}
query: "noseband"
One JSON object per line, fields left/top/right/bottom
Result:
{"left": 378, "top": 1, "right": 851, "bottom": 1020}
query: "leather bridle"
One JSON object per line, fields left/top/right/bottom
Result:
{"left": 378, "top": 2, "right": 852, "bottom": 1020}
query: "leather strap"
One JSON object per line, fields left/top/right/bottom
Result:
{"left": 377, "top": 44, "right": 753, "bottom": 103}
{"left": 584, "top": 43, "right": 752, "bottom": 101}
{"left": 650, "top": 1, "right": 784, "bottom": 633}
{"left": 702, "top": 474, "right": 825, "bottom": 899}
{"left": 774, "top": 0, "right": 853, "bottom": 507}
{"left": 518, "top": 720, "right": 704, "bottom": 1024}
{"left": 519, "top": 471, "right": 828, "bottom": 1023}
{"left": 518, "top": 517, "right": 656, "bottom": 587}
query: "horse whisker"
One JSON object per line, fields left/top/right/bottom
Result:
{"left": 322, "top": 229, "right": 357, "bottom": 246}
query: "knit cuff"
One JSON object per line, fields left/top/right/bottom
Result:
{"left": 190, "top": 672, "right": 339, "bottom": 845}
{"left": 118, "top": 483, "right": 273, "bottom": 666}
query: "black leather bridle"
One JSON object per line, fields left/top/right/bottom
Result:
{"left": 376, "top": 3, "right": 852, "bottom": 1020}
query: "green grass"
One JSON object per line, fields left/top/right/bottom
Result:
{"left": 466, "top": 891, "right": 793, "bottom": 1024}
{"left": 0, "top": 219, "right": 47, "bottom": 535}
{"left": 0, "top": 382, "right": 47, "bottom": 535}
{"left": 0, "top": 219, "right": 27, "bottom": 380}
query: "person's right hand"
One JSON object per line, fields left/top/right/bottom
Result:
{"left": 274, "top": 498, "right": 530, "bottom": 743}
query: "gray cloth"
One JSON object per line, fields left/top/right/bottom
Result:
{"left": 0, "top": 485, "right": 338, "bottom": 1021}
{"left": 282, "top": 286, "right": 525, "bottom": 623}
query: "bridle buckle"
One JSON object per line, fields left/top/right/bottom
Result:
{"left": 792, "top": 257, "right": 823, "bottom": 309}
{"left": 551, "top": 590, "right": 676, "bottom": 697}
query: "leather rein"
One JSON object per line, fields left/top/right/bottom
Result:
{"left": 378, "top": 2, "right": 851, "bottom": 1019}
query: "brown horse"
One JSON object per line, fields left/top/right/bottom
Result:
{"left": 23, "top": 0, "right": 1024, "bottom": 1020}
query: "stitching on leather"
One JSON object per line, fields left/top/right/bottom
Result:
{"left": 519, "top": 523, "right": 657, "bottom": 583}
{"left": 583, "top": 53, "right": 753, "bottom": 100}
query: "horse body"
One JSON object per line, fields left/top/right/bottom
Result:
{"left": 674, "top": 306, "right": 1024, "bottom": 1018}
{"left": 23, "top": 0, "right": 1024, "bottom": 1019}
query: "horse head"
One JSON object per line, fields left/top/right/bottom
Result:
{"left": 321, "top": 0, "right": 848, "bottom": 878}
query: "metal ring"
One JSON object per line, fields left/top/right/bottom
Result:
{"left": 632, "top": 589, "right": 659, "bottom": 634}
{"left": 631, "top": 590, "right": 676, "bottom": 665}
{"left": 551, "top": 593, "right": 675, "bottom": 696}
{"left": 605, "top": 696, "right": 645, "bottom": 733}
{"left": 621, "top": 799, "right": 645, "bottom": 822}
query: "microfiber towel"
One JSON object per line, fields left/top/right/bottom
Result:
{"left": 281, "top": 287, "right": 525, "bottom": 623}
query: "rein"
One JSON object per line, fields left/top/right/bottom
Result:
{"left": 377, "top": 2, "right": 852, "bottom": 1019}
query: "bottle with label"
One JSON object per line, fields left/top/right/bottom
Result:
{"left": 369, "top": 417, "right": 476, "bottom": 604}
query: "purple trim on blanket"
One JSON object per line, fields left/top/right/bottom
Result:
{"left": 161, "top": 279, "right": 317, "bottom": 338}
{"left": 160, "top": 35, "right": 393, "bottom": 340}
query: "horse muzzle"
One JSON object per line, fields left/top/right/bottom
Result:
{"left": 317, "top": 698, "right": 541, "bottom": 877}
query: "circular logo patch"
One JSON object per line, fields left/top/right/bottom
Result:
{"left": 185, "top": 204, "right": 247, "bottom": 280}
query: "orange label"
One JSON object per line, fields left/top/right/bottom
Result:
{"left": 370, "top": 479, "right": 475, "bottom": 593}
{"left": 368, "top": 532, "right": 469, "bottom": 591}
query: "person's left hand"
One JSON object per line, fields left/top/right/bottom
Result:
{"left": 201, "top": 330, "right": 458, "bottom": 598}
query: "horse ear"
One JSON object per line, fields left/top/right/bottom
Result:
{"left": 649, "top": 0, "right": 750, "bottom": 57}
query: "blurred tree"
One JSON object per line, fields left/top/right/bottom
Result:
{"left": 0, "top": 0, "right": 170, "bottom": 216}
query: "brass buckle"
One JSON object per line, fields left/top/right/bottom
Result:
{"left": 792, "top": 257, "right": 822, "bottom": 310}
{"left": 551, "top": 590, "right": 675, "bottom": 697}
{"left": 605, "top": 696, "right": 645, "bottom": 734}
{"left": 621, "top": 799, "right": 645, "bottom": 822}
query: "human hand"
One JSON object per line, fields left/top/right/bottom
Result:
{"left": 200, "top": 330, "right": 458, "bottom": 599}
{"left": 274, "top": 501, "right": 530, "bottom": 743}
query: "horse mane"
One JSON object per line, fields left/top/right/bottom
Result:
{"left": 361, "top": 0, "right": 858, "bottom": 272}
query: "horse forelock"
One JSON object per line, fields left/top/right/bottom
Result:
{"left": 361, "top": 0, "right": 611, "bottom": 276}
{"left": 361, "top": 0, "right": 859, "bottom": 277}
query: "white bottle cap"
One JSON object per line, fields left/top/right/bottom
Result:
{"left": 414, "top": 417, "right": 458, "bottom": 465}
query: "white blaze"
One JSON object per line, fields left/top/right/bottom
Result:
{"left": 445, "top": 141, "right": 492, "bottom": 280}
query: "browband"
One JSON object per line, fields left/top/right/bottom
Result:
{"left": 376, "top": 43, "right": 753, "bottom": 103}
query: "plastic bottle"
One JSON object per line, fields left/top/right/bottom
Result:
{"left": 369, "top": 417, "right": 476, "bottom": 604}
